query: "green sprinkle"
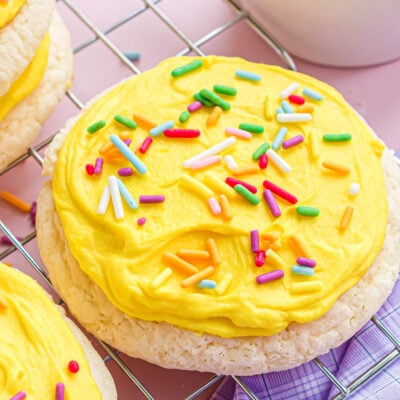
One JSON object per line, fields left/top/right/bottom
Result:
{"left": 200, "top": 89, "right": 231, "bottom": 111}
{"left": 171, "top": 59, "right": 203, "bottom": 78}
{"left": 234, "top": 184, "right": 260, "bottom": 205}
{"left": 87, "top": 120, "right": 106, "bottom": 134}
{"left": 239, "top": 123, "right": 264, "bottom": 134}
{"left": 179, "top": 110, "right": 190, "bottom": 123}
{"left": 213, "top": 84, "right": 237, "bottom": 96}
{"left": 323, "top": 133, "right": 352, "bottom": 142}
{"left": 296, "top": 206, "right": 320, "bottom": 217}
{"left": 114, "top": 115, "right": 137, "bottom": 129}
{"left": 252, "top": 142, "right": 270, "bottom": 160}
{"left": 194, "top": 92, "right": 214, "bottom": 107}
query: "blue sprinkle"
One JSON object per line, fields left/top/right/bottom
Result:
{"left": 281, "top": 100, "right": 294, "bottom": 113}
{"left": 235, "top": 69, "right": 262, "bottom": 82}
{"left": 292, "top": 264, "right": 315, "bottom": 276}
{"left": 276, "top": 107, "right": 284, "bottom": 115}
{"left": 303, "top": 88, "right": 323, "bottom": 101}
{"left": 116, "top": 178, "right": 138, "bottom": 210}
{"left": 149, "top": 120, "right": 174, "bottom": 137}
{"left": 197, "top": 279, "right": 217, "bottom": 289}
{"left": 272, "top": 127, "right": 288, "bottom": 151}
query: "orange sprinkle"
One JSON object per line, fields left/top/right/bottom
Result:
{"left": 219, "top": 194, "right": 233, "bottom": 220}
{"left": 297, "top": 104, "right": 314, "bottom": 113}
{"left": 206, "top": 107, "right": 223, "bottom": 127}
{"left": 99, "top": 131, "right": 131, "bottom": 155}
{"left": 264, "top": 240, "right": 281, "bottom": 251}
{"left": 133, "top": 112, "right": 157, "bottom": 130}
{"left": 322, "top": 160, "right": 351, "bottom": 175}
{"left": 261, "top": 232, "right": 279, "bottom": 242}
{"left": 0, "top": 191, "right": 31, "bottom": 213}
{"left": 177, "top": 249, "right": 210, "bottom": 261}
{"left": 162, "top": 252, "right": 199, "bottom": 275}
{"left": 339, "top": 205, "right": 354, "bottom": 231}
{"left": 181, "top": 266, "right": 215, "bottom": 288}
{"left": 206, "top": 238, "right": 221, "bottom": 266}
{"left": 232, "top": 165, "right": 260, "bottom": 176}
{"left": 3, "top": 261, "right": 12, "bottom": 267}
{"left": 0, "top": 297, "right": 8, "bottom": 309}
{"left": 289, "top": 234, "right": 311, "bottom": 258}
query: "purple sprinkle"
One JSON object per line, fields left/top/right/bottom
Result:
{"left": 56, "top": 383, "right": 65, "bottom": 400}
{"left": 124, "top": 138, "right": 132, "bottom": 146}
{"left": 187, "top": 101, "right": 203, "bottom": 113}
{"left": 10, "top": 392, "right": 26, "bottom": 400}
{"left": 296, "top": 257, "right": 316, "bottom": 268}
{"left": 263, "top": 189, "right": 281, "bottom": 218}
{"left": 139, "top": 195, "right": 165, "bottom": 204}
{"left": 137, "top": 217, "right": 147, "bottom": 226}
{"left": 118, "top": 167, "right": 133, "bottom": 177}
{"left": 30, "top": 200, "right": 37, "bottom": 226}
{"left": 250, "top": 229, "right": 259, "bottom": 253}
{"left": 256, "top": 269, "right": 284, "bottom": 284}
{"left": 94, "top": 157, "right": 104, "bottom": 175}
{"left": 282, "top": 135, "right": 304, "bottom": 149}
{"left": 1, "top": 235, "right": 23, "bottom": 245}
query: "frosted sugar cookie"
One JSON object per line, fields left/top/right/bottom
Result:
{"left": 37, "top": 56, "right": 400, "bottom": 375}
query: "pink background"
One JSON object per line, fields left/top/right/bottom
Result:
{"left": 1, "top": 0, "right": 400, "bottom": 398}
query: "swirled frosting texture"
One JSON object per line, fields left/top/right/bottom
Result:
{"left": 0, "top": 263, "right": 102, "bottom": 398}
{"left": 53, "top": 56, "right": 387, "bottom": 337}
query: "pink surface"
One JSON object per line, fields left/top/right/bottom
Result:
{"left": 1, "top": 0, "right": 400, "bottom": 398}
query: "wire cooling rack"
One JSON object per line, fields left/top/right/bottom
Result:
{"left": 1, "top": 0, "right": 399, "bottom": 399}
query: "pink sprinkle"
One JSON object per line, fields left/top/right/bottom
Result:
{"left": 225, "top": 127, "right": 252, "bottom": 140}
{"left": 189, "top": 155, "right": 222, "bottom": 170}
{"left": 208, "top": 197, "right": 222, "bottom": 215}
{"left": 282, "top": 135, "right": 304, "bottom": 149}
{"left": 10, "top": 392, "right": 26, "bottom": 400}
{"left": 94, "top": 157, "right": 104, "bottom": 175}
{"left": 1, "top": 235, "right": 23, "bottom": 245}
{"left": 250, "top": 229, "right": 259, "bottom": 253}
{"left": 139, "top": 195, "right": 165, "bottom": 204}
{"left": 255, "top": 250, "right": 266, "bottom": 267}
{"left": 56, "top": 383, "right": 65, "bottom": 400}
{"left": 85, "top": 164, "right": 95, "bottom": 175}
{"left": 187, "top": 101, "right": 203, "bottom": 113}
{"left": 118, "top": 167, "right": 133, "bottom": 176}
{"left": 124, "top": 138, "right": 132, "bottom": 146}
{"left": 139, "top": 137, "right": 153, "bottom": 154}
{"left": 263, "top": 189, "right": 281, "bottom": 218}
{"left": 296, "top": 257, "right": 316, "bottom": 268}
{"left": 256, "top": 269, "right": 284, "bottom": 284}
{"left": 288, "top": 94, "right": 305, "bottom": 105}
{"left": 137, "top": 217, "right": 147, "bottom": 226}
{"left": 259, "top": 153, "right": 268, "bottom": 169}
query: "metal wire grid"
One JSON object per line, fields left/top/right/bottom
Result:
{"left": 0, "top": 0, "right": 399, "bottom": 398}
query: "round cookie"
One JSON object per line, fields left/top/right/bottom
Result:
{"left": 0, "top": 10, "right": 73, "bottom": 171}
{"left": 0, "top": 262, "right": 117, "bottom": 399}
{"left": 37, "top": 57, "right": 400, "bottom": 375}
{"left": 0, "top": 0, "right": 55, "bottom": 96}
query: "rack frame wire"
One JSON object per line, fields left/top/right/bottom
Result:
{"left": 0, "top": 0, "right": 399, "bottom": 398}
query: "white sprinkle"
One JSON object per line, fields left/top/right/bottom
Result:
{"left": 224, "top": 155, "right": 239, "bottom": 171}
{"left": 225, "top": 127, "right": 252, "bottom": 140}
{"left": 208, "top": 197, "right": 222, "bottom": 215}
{"left": 277, "top": 113, "right": 312, "bottom": 123}
{"left": 183, "top": 137, "right": 236, "bottom": 168}
{"left": 266, "top": 149, "right": 291, "bottom": 173}
{"left": 188, "top": 155, "right": 222, "bottom": 170}
{"left": 108, "top": 175, "right": 124, "bottom": 219}
{"left": 349, "top": 182, "right": 360, "bottom": 196}
{"left": 280, "top": 82, "right": 299, "bottom": 98}
{"left": 97, "top": 186, "right": 110, "bottom": 215}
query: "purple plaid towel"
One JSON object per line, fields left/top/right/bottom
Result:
{"left": 211, "top": 277, "right": 400, "bottom": 400}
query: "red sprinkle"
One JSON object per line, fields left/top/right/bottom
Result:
{"left": 225, "top": 177, "right": 257, "bottom": 193}
{"left": 263, "top": 180, "right": 298, "bottom": 204}
{"left": 85, "top": 164, "right": 95, "bottom": 175}
{"left": 139, "top": 137, "right": 153, "bottom": 154}
{"left": 259, "top": 153, "right": 268, "bottom": 169}
{"left": 164, "top": 129, "right": 200, "bottom": 138}
{"left": 255, "top": 250, "right": 266, "bottom": 267}
{"left": 288, "top": 94, "right": 305, "bottom": 105}
{"left": 68, "top": 360, "right": 80, "bottom": 373}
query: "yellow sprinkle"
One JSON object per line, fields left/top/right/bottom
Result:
{"left": 322, "top": 160, "right": 351, "bottom": 175}
{"left": 290, "top": 281, "right": 323, "bottom": 294}
{"left": 203, "top": 172, "right": 236, "bottom": 199}
{"left": 180, "top": 174, "right": 214, "bottom": 199}
{"left": 151, "top": 268, "right": 173, "bottom": 289}
{"left": 162, "top": 252, "right": 199, "bottom": 275}
{"left": 133, "top": 112, "right": 157, "bottom": 130}
{"left": 0, "top": 191, "right": 31, "bottom": 213}
{"left": 206, "top": 106, "right": 223, "bottom": 126}
{"left": 232, "top": 165, "right": 260, "bottom": 176}
{"left": 309, "top": 128, "right": 320, "bottom": 160}
{"left": 265, "top": 249, "right": 285, "bottom": 268}
{"left": 339, "top": 205, "right": 354, "bottom": 231}
{"left": 219, "top": 194, "right": 233, "bottom": 221}
{"left": 216, "top": 273, "right": 232, "bottom": 295}
{"left": 206, "top": 238, "right": 221, "bottom": 266}
{"left": 264, "top": 94, "right": 273, "bottom": 120}
{"left": 288, "top": 234, "right": 311, "bottom": 258}
{"left": 177, "top": 249, "right": 210, "bottom": 261}
{"left": 297, "top": 104, "right": 314, "bottom": 113}
{"left": 0, "top": 297, "right": 8, "bottom": 310}
{"left": 181, "top": 266, "right": 215, "bottom": 288}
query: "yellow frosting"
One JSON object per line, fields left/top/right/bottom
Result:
{"left": 0, "top": 0, "right": 25, "bottom": 27}
{"left": 53, "top": 56, "right": 387, "bottom": 337}
{"left": 0, "top": 262, "right": 102, "bottom": 398}
{"left": 0, "top": 33, "right": 50, "bottom": 122}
